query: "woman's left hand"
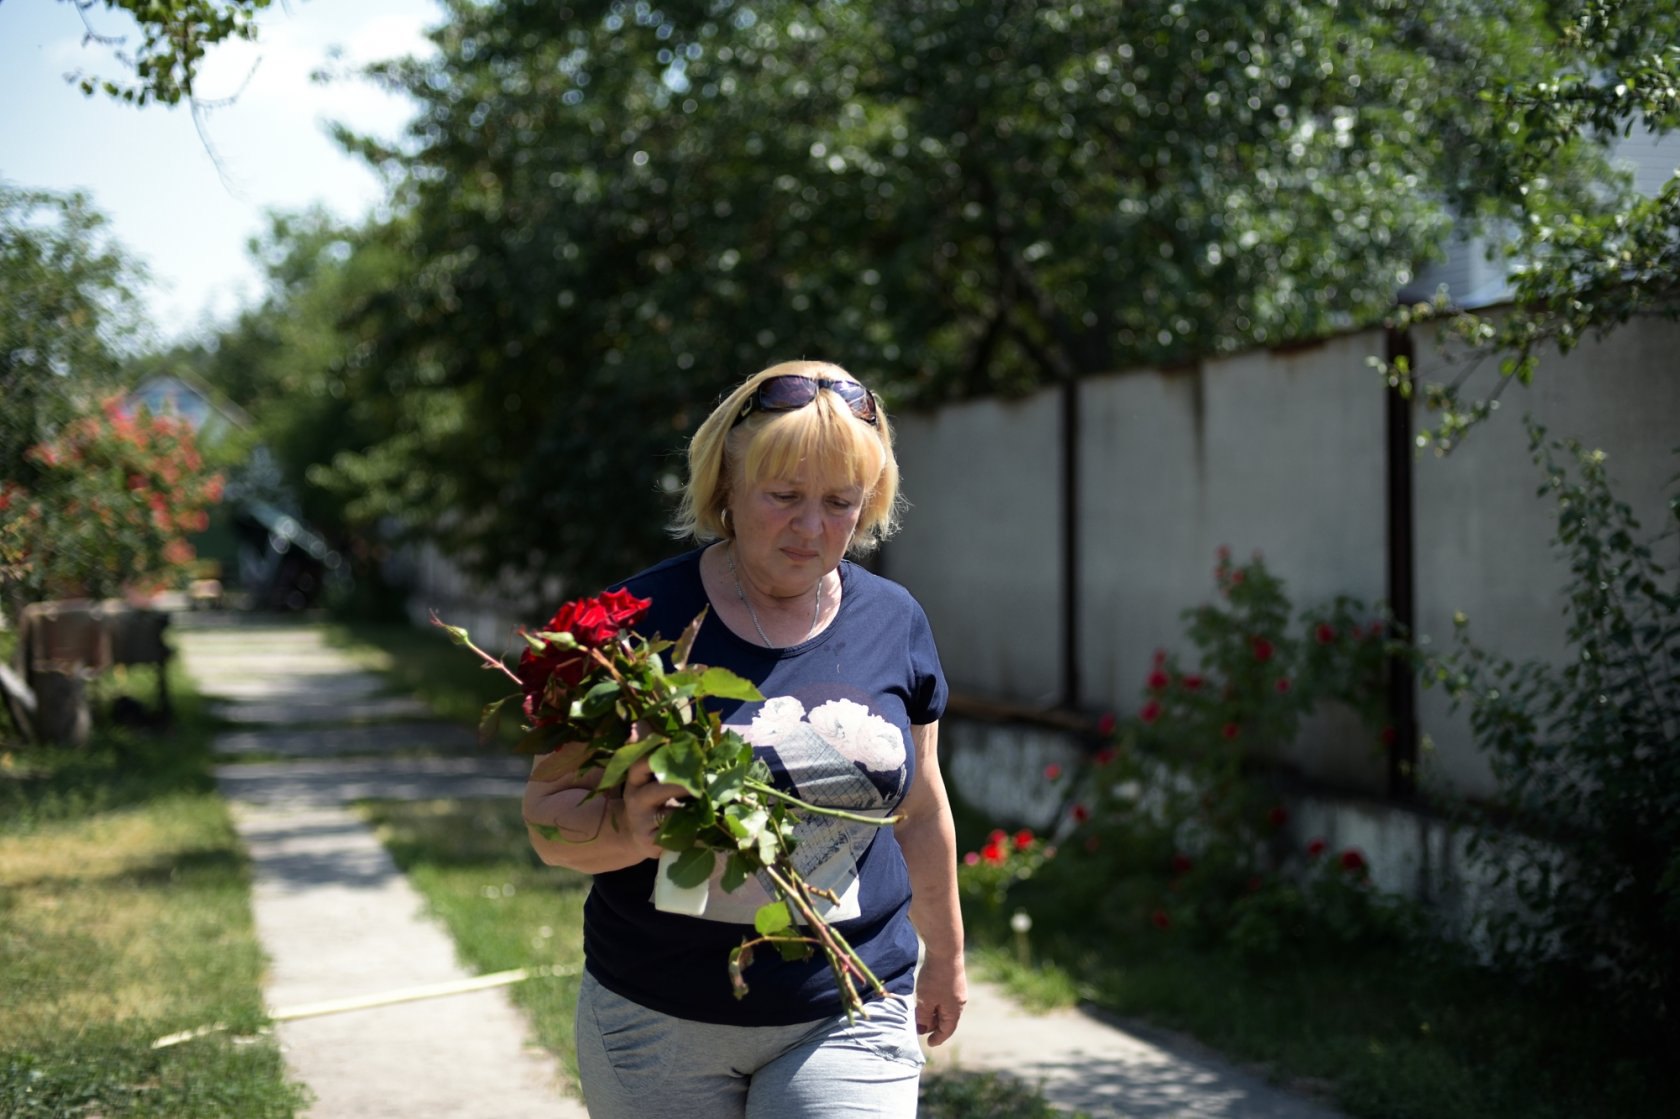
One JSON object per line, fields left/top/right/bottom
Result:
{"left": 913, "top": 953, "right": 967, "bottom": 1047}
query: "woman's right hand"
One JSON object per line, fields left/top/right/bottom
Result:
{"left": 619, "top": 757, "right": 688, "bottom": 859}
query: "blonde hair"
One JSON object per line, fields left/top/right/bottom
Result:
{"left": 671, "top": 360, "right": 901, "bottom": 554}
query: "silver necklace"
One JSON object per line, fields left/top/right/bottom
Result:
{"left": 728, "top": 543, "right": 822, "bottom": 648}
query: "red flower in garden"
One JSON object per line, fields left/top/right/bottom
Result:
{"left": 1340, "top": 848, "right": 1369, "bottom": 874}
{"left": 1306, "top": 837, "right": 1328, "bottom": 858}
{"left": 1275, "top": 677, "right": 1293, "bottom": 695}
{"left": 963, "top": 851, "right": 980, "bottom": 866}
{"left": 1096, "top": 712, "right": 1117, "bottom": 737}
{"left": 1145, "top": 669, "right": 1171, "bottom": 693}
{"left": 1014, "top": 829, "right": 1035, "bottom": 851}
{"left": 1140, "top": 700, "right": 1163, "bottom": 724}
{"left": 1230, "top": 569, "right": 1246, "bottom": 586}
{"left": 1220, "top": 722, "right": 1240, "bottom": 741}
{"left": 1071, "top": 804, "right": 1090, "bottom": 824}
{"left": 1251, "top": 636, "right": 1274, "bottom": 662}
{"left": 1267, "top": 805, "right": 1289, "bottom": 828}
{"left": 1315, "top": 622, "right": 1337, "bottom": 645}
{"left": 1151, "top": 908, "right": 1172, "bottom": 930}
{"left": 1044, "top": 763, "right": 1063, "bottom": 781}
{"left": 1180, "top": 674, "right": 1204, "bottom": 691}
{"left": 1094, "top": 746, "right": 1118, "bottom": 767}
{"left": 1152, "top": 647, "right": 1168, "bottom": 666}
{"left": 981, "top": 838, "right": 1007, "bottom": 864}
{"left": 1170, "top": 852, "right": 1193, "bottom": 875}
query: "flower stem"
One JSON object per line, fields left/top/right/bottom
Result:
{"left": 746, "top": 780, "right": 903, "bottom": 828}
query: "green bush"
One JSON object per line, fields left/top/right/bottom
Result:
{"left": 1029, "top": 551, "right": 1415, "bottom": 956}
{"left": 1428, "top": 422, "right": 1680, "bottom": 1024}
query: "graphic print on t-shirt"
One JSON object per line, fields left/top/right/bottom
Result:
{"left": 683, "top": 694, "right": 908, "bottom": 924}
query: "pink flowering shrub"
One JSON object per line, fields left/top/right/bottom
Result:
{"left": 4, "top": 396, "right": 223, "bottom": 602}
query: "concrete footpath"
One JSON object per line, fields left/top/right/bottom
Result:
{"left": 180, "top": 613, "right": 1347, "bottom": 1119}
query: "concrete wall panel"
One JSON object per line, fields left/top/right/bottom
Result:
{"left": 885, "top": 391, "right": 1063, "bottom": 704}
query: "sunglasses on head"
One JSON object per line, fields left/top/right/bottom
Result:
{"left": 732, "top": 374, "right": 880, "bottom": 428}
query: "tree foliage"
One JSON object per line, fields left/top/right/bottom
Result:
{"left": 0, "top": 182, "right": 141, "bottom": 498}
{"left": 1393, "top": 0, "right": 1680, "bottom": 450}
{"left": 192, "top": 0, "right": 1664, "bottom": 593}
{"left": 52, "top": 0, "right": 274, "bottom": 106}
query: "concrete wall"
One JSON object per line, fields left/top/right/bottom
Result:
{"left": 884, "top": 315, "right": 1676, "bottom": 812}
{"left": 1411, "top": 315, "right": 1680, "bottom": 796}
{"left": 1074, "top": 335, "right": 1391, "bottom": 793}
{"left": 887, "top": 391, "right": 1065, "bottom": 705}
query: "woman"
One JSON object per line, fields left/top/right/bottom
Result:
{"left": 523, "top": 359, "right": 966, "bottom": 1118}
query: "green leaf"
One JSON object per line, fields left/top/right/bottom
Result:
{"left": 673, "top": 607, "right": 708, "bottom": 669}
{"left": 597, "top": 738, "right": 656, "bottom": 790}
{"left": 478, "top": 695, "right": 514, "bottom": 747}
{"left": 722, "top": 854, "right": 755, "bottom": 893}
{"left": 656, "top": 804, "right": 704, "bottom": 851}
{"left": 579, "top": 679, "right": 621, "bottom": 718}
{"left": 695, "top": 666, "right": 764, "bottom": 702}
{"left": 648, "top": 739, "right": 704, "bottom": 798}
{"left": 754, "top": 901, "right": 793, "bottom": 935}
{"left": 667, "top": 847, "right": 716, "bottom": 889}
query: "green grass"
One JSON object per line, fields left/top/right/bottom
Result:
{"left": 961, "top": 848, "right": 1679, "bottom": 1119}
{"left": 0, "top": 663, "right": 308, "bottom": 1118}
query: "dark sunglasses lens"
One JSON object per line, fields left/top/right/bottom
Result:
{"left": 757, "top": 377, "right": 822, "bottom": 411}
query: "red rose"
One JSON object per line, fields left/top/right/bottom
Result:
{"left": 1140, "top": 700, "right": 1163, "bottom": 724}
{"left": 1340, "top": 848, "right": 1369, "bottom": 874}
{"left": 1315, "top": 622, "right": 1337, "bottom": 645}
{"left": 1145, "top": 669, "right": 1171, "bottom": 693}
{"left": 1170, "top": 851, "right": 1193, "bottom": 875}
{"left": 1151, "top": 647, "right": 1168, "bottom": 666}
{"left": 988, "top": 828, "right": 1008, "bottom": 845}
{"left": 981, "top": 839, "right": 1007, "bottom": 864}
{"left": 1150, "top": 908, "right": 1171, "bottom": 930}
{"left": 1180, "top": 674, "right": 1204, "bottom": 691}
{"left": 1044, "top": 763, "right": 1063, "bottom": 781}
{"left": 1275, "top": 677, "right": 1293, "bottom": 695}
{"left": 1096, "top": 712, "right": 1117, "bottom": 737}
{"left": 1267, "top": 805, "right": 1289, "bottom": 828}
{"left": 1306, "top": 837, "right": 1328, "bottom": 858}
{"left": 1252, "top": 636, "right": 1274, "bottom": 662}
{"left": 1094, "top": 746, "right": 1118, "bottom": 767}
{"left": 598, "top": 587, "right": 652, "bottom": 628}
{"left": 1014, "top": 829, "right": 1035, "bottom": 851}
{"left": 1220, "top": 722, "right": 1240, "bottom": 741}
{"left": 1071, "top": 804, "right": 1090, "bottom": 824}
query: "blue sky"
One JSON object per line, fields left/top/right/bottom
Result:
{"left": 1, "top": 0, "right": 442, "bottom": 345}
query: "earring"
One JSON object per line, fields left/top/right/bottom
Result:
{"left": 720, "top": 507, "right": 733, "bottom": 536}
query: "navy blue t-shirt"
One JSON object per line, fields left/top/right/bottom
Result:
{"left": 581, "top": 547, "right": 948, "bottom": 1025}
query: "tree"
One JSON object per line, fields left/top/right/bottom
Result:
{"left": 1392, "top": 0, "right": 1680, "bottom": 450}
{"left": 0, "top": 182, "right": 141, "bottom": 495}
{"left": 47, "top": 0, "right": 274, "bottom": 106}
{"left": 269, "top": 0, "right": 1585, "bottom": 594}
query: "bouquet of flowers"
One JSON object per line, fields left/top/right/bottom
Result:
{"left": 432, "top": 590, "right": 897, "bottom": 1017}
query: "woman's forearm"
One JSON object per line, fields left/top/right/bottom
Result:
{"left": 523, "top": 783, "right": 647, "bottom": 873}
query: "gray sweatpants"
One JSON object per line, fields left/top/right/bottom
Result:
{"left": 574, "top": 971, "right": 924, "bottom": 1118}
